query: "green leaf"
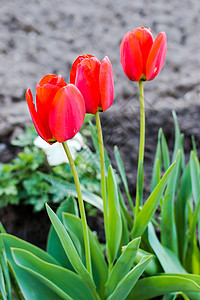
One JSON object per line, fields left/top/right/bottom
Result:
{"left": 12, "top": 248, "right": 96, "bottom": 300}
{"left": 134, "top": 248, "right": 162, "bottom": 276}
{"left": 45, "top": 204, "right": 97, "bottom": 297}
{"left": 161, "top": 150, "right": 181, "bottom": 255}
{"left": 41, "top": 173, "right": 103, "bottom": 211}
{"left": 107, "top": 255, "right": 152, "bottom": 300}
{"left": 105, "top": 237, "right": 141, "bottom": 296}
{"left": 0, "top": 235, "right": 11, "bottom": 300}
{"left": 62, "top": 213, "right": 108, "bottom": 298}
{"left": 172, "top": 111, "right": 185, "bottom": 169}
{"left": 187, "top": 196, "right": 200, "bottom": 274}
{"left": 106, "top": 165, "right": 122, "bottom": 265}
{"left": 118, "top": 189, "right": 133, "bottom": 229}
{"left": 47, "top": 197, "right": 78, "bottom": 270}
{"left": 151, "top": 128, "right": 162, "bottom": 191}
{"left": 1, "top": 233, "right": 62, "bottom": 300}
{"left": 175, "top": 162, "right": 191, "bottom": 264}
{"left": 0, "top": 265, "right": 7, "bottom": 300}
{"left": 114, "top": 146, "right": 134, "bottom": 212}
{"left": 131, "top": 162, "right": 176, "bottom": 238}
{"left": 190, "top": 151, "right": 200, "bottom": 244}
{"left": 127, "top": 275, "right": 200, "bottom": 300}
{"left": 161, "top": 129, "right": 170, "bottom": 171}
{"left": 148, "top": 222, "right": 186, "bottom": 274}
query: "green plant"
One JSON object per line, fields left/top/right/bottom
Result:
{"left": 0, "top": 123, "right": 101, "bottom": 213}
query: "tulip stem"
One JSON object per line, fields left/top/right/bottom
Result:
{"left": 94, "top": 112, "right": 109, "bottom": 257}
{"left": 62, "top": 141, "right": 92, "bottom": 276}
{"left": 135, "top": 81, "right": 145, "bottom": 217}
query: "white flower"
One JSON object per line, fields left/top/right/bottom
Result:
{"left": 34, "top": 133, "right": 85, "bottom": 166}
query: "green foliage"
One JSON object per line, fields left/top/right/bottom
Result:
{"left": 0, "top": 125, "right": 101, "bottom": 213}
{"left": 0, "top": 112, "right": 200, "bottom": 299}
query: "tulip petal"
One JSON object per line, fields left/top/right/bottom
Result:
{"left": 120, "top": 31, "right": 143, "bottom": 81}
{"left": 36, "top": 84, "right": 61, "bottom": 138}
{"left": 75, "top": 59, "right": 101, "bottom": 114}
{"left": 70, "top": 54, "right": 94, "bottom": 84}
{"left": 39, "top": 74, "right": 58, "bottom": 87}
{"left": 99, "top": 56, "right": 114, "bottom": 111}
{"left": 146, "top": 32, "right": 167, "bottom": 81}
{"left": 132, "top": 27, "right": 153, "bottom": 75}
{"left": 49, "top": 85, "right": 86, "bottom": 143}
{"left": 26, "top": 89, "right": 53, "bottom": 143}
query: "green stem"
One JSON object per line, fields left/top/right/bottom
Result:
{"left": 135, "top": 81, "right": 145, "bottom": 217}
{"left": 62, "top": 142, "right": 92, "bottom": 275}
{"left": 94, "top": 113, "right": 109, "bottom": 255}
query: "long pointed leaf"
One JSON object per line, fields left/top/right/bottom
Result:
{"left": 62, "top": 213, "right": 108, "bottom": 298}
{"left": 127, "top": 275, "right": 200, "bottom": 300}
{"left": 41, "top": 173, "right": 103, "bottom": 211}
{"left": 12, "top": 248, "right": 96, "bottom": 300}
{"left": 151, "top": 128, "right": 162, "bottom": 191}
{"left": 161, "top": 150, "right": 181, "bottom": 255}
{"left": 47, "top": 197, "right": 78, "bottom": 270}
{"left": 45, "top": 204, "right": 98, "bottom": 297}
{"left": 131, "top": 162, "right": 176, "bottom": 238}
{"left": 175, "top": 162, "right": 191, "bottom": 263}
{"left": 105, "top": 237, "right": 141, "bottom": 296}
{"left": 190, "top": 151, "right": 200, "bottom": 244}
{"left": 148, "top": 222, "right": 186, "bottom": 274}
{"left": 1, "top": 233, "right": 64, "bottom": 300}
{"left": 106, "top": 165, "right": 122, "bottom": 265}
{"left": 108, "top": 256, "right": 152, "bottom": 300}
{"left": 114, "top": 146, "right": 134, "bottom": 212}
{"left": 0, "top": 235, "right": 11, "bottom": 300}
{"left": 161, "top": 129, "right": 170, "bottom": 171}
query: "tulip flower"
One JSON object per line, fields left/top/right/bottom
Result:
{"left": 70, "top": 54, "right": 114, "bottom": 114}
{"left": 26, "top": 74, "right": 86, "bottom": 144}
{"left": 120, "top": 27, "right": 167, "bottom": 81}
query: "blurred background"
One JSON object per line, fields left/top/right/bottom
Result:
{"left": 0, "top": 0, "right": 200, "bottom": 245}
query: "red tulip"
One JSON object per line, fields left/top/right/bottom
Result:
{"left": 26, "top": 74, "right": 86, "bottom": 144}
{"left": 120, "top": 27, "right": 167, "bottom": 81}
{"left": 70, "top": 54, "right": 114, "bottom": 114}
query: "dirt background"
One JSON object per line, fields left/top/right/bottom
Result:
{"left": 0, "top": 0, "right": 200, "bottom": 248}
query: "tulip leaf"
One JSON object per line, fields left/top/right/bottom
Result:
{"left": 45, "top": 204, "right": 97, "bottom": 296}
{"left": 47, "top": 197, "right": 78, "bottom": 270}
{"left": 172, "top": 111, "right": 185, "bottom": 169}
{"left": 105, "top": 237, "right": 141, "bottom": 297}
{"left": 0, "top": 234, "right": 11, "bottom": 300}
{"left": 12, "top": 248, "right": 96, "bottom": 300}
{"left": 161, "top": 150, "right": 181, "bottom": 255}
{"left": 151, "top": 128, "right": 162, "bottom": 192}
{"left": 187, "top": 197, "right": 200, "bottom": 274}
{"left": 118, "top": 205, "right": 130, "bottom": 252}
{"left": 106, "top": 165, "right": 122, "bottom": 265}
{"left": 107, "top": 255, "right": 152, "bottom": 300}
{"left": 62, "top": 212, "right": 108, "bottom": 298}
{"left": 0, "top": 265, "right": 7, "bottom": 300}
{"left": 148, "top": 222, "right": 186, "bottom": 274}
{"left": 190, "top": 151, "right": 200, "bottom": 244}
{"left": 118, "top": 189, "right": 133, "bottom": 229}
{"left": 127, "top": 275, "right": 200, "bottom": 300}
{"left": 41, "top": 173, "right": 103, "bottom": 211}
{"left": 114, "top": 146, "right": 134, "bottom": 212}
{"left": 134, "top": 248, "right": 162, "bottom": 276}
{"left": 131, "top": 161, "right": 176, "bottom": 238}
{"left": 161, "top": 129, "right": 170, "bottom": 171}
{"left": 175, "top": 162, "right": 191, "bottom": 264}
{"left": 1, "top": 233, "right": 63, "bottom": 300}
